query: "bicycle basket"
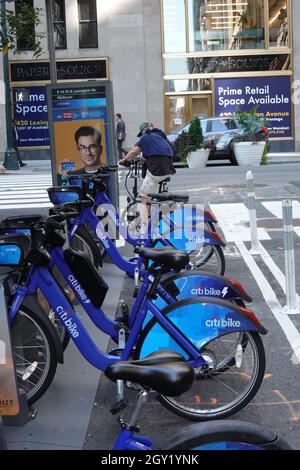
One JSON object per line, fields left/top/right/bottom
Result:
{"left": 47, "top": 186, "right": 82, "bottom": 205}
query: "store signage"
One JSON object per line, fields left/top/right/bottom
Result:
{"left": 214, "top": 76, "right": 292, "bottom": 138}
{"left": 10, "top": 59, "right": 108, "bottom": 83}
{"left": 165, "top": 54, "right": 290, "bottom": 75}
{"left": 12, "top": 86, "right": 49, "bottom": 147}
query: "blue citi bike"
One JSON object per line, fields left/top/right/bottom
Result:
{"left": 63, "top": 167, "right": 226, "bottom": 275}
{"left": 105, "top": 350, "right": 291, "bottom": 450}
{"left": 1, "top": 210, "right": 267, "bottom": 422}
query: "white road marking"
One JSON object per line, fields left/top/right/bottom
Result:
{"left": 210, "top": 202, "right": 270, "bottom": 242}
{"left": 236, "top": 241, "right": 300, "bottom": 364}
{"left": 262, "top": 201, "right": 300, "bottom": 219}
{"left": 0, "top": 174, "right": 52, "bottom": 209}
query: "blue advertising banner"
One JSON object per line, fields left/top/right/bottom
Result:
{"left": 12, "top": 86, "right": 49, "bottom": 147}
{"left": 214, "top": 76, "right": 292, "bottom": 138}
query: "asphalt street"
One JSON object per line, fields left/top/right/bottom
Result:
{"left": 2, "top": 161, "right": 300, "bottom": 450}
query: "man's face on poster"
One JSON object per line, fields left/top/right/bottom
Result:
{"left": 77, "top": 134, "right": 102, "bottom": 167}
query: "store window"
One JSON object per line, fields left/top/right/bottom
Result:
{"left": 78, "top": 0, "right": 98, "bottom": 48}
{"left": 269, "top": 0, "right": 288, "bottom": 47}
{"left": 54, "top": 0, "right": 67, "bottom": 49}
{"left": 163, "top": 0, "right": 186, "bottom": 53}
{"left": 15, "top": 0, "right": 35, "bottom": 51}
{"left": 188, "top": 0, "right": 265, "bottom": 51}
{"left": 165, "top": 78, "right": 211, "bottom": 93}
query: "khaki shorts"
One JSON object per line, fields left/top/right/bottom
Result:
{"left": 139, "top": 170, "right": 171, "bottom": 198}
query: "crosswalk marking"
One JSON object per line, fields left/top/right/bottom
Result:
{"left": 0, "top": 173, "right": 52, "bottom": 210}
{"left": 262, "top": 201, "right": 300, "bottom": 220}
{"left": 210, "top": 202, "right": 271, "bottom": 242}
{"left": 0, "top": 170, "right": 125, "bottom": 211}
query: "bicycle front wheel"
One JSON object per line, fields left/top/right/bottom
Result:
{"left": 11, "top": 306, "right": 58, "bottom": 405}
{"left": 189, "top": 244, "right": 225, "bottom": 276}
{"left": 136, "top": 314, "right": 265, "bottom": 421}
{"left": 158, "top": 332, "right": 265, "bottom": 421}
{"left": 165, "top": 420, "right": 292, "bottom": 450}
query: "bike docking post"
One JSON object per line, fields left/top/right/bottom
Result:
{"left": 282, "top": 199, "right": 300, "bottom": 315}
{"left": 246, "top": 170, "right": 260, "bottom": 255}
{"left": 0, "top": 277, "right": 31, "bottom": 429}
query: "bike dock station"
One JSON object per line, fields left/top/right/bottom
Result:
{"left": 0, "top": 274, "right": 31, "bottom": 449}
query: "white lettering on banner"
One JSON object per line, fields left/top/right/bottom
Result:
{"left": 15, "top": 103, "right": 48, "bottom": 117}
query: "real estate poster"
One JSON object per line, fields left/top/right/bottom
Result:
{"left": 12, "top": 86, "right": 49, "bottom": 148}
{"left": 214, "top": 76, "right": 292, "bottom": 138}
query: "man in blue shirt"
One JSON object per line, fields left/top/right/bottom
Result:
{"left": 119, "top": 122, "right": 175, "bottom": 205}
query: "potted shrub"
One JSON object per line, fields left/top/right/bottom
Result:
{"left": 173, "top": 131, "right": 190, "bottom": 166}
{"left": 186, "top": 116, "right": 210, "bottom": 169}
{"left": 232, "top": 106, "right": 269, "bottom": 166}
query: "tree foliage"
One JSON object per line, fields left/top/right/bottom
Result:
{"left": 0, "top": 3, "right": 45, "bottom": 57}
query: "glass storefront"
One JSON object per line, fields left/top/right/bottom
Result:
{"left": 269, "top": 0, "right": 288, "bottom": 48}
{"left": 162, "top": 0, "right": 292, "bottom": 139}
{"left": 188, "top": 0, "right": 265, "bottom": 52}
{"left": 163, "top": 0, "right": 186, "bottom": 52}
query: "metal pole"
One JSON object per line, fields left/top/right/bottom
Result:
{"left": 282, "top": 199, "right": 300, "bottom": 315}
{"left": 45, "top": 0, "right": 57, "bottom": 83}
{"left": 246, "top": 170, "right": 260, "bottom": 255}
{"left": 1, "top": 0, "right": 19, "bottom": 170}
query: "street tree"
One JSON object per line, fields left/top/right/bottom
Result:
{"left": 0, "top": 2, "right": 45, "bottom": 57}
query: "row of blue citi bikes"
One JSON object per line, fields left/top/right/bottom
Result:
{"left": 0, "top": 165, "right": 292, "bottom": 450}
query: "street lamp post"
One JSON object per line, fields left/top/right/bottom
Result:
{"left": 1, "top": 0, "right": 19, "bottom": 170}
{"left": 45, "top": 0, "right": 57, "bottom": 84}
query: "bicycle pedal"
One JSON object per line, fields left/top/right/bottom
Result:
{"left": 110, "top": 398, "right": 128, "bottom": 415}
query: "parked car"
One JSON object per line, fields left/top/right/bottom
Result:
{"left": 167, "top": 116, "right": 243, "bottom": 165}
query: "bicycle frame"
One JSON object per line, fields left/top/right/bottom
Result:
{"left": 93, "top": 189, "right": 222, "bottom": 249}
{"left": 8, "top": 261, "right": 208, "bottom": 371}
{"left": 66, "top": 190, "right": 223, "bottom": 279}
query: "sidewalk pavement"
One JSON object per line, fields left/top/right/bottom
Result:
{"left": 0, "top": 160, "right": 51, "bottom": 175}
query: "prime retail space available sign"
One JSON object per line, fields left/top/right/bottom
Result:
{"left": 214, "top": 76, "right": 292, "bottom": 138}
{"left": 12, "top": 86, "right": 49, "bottom": 147}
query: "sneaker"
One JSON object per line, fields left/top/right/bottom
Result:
{"left": 19, "top": 162, "right": 27, "bottom": 167}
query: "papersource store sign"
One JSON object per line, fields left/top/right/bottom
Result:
{"left": 214, "top": 76, "right": 292, "bottom": 138}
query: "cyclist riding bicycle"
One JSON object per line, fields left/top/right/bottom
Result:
{"left": 119, "top": 122, "right": 176, "bottom": 207}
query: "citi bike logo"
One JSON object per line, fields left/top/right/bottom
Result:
{"left": 191, "top": 286, "right": 229, "bottom": 298}
{"left": 56, "top": 306, "right": 80, "bottom": 338}
{"left": 96, "top": 222, "right": 110, "bottom": 249}
{"left": 68, "top": 275, "right": 91, "bottom": 304}
{"left": 205, "top": 315, "right": 241, "bottom": 328}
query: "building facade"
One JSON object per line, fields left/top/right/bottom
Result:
{"left": 0, "top": 0, "right": 298, "bottom": 160}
